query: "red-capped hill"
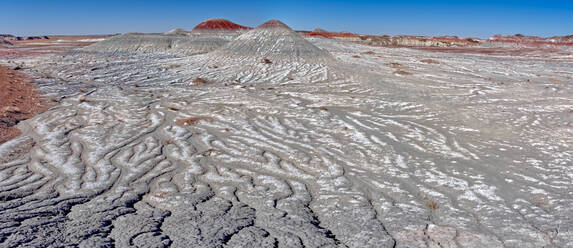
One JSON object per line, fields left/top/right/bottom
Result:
{"left": 213, "top": 19, "right": 332, "bottom": 61}
{"left": 193, "top": 18, "right": 251, "bottom": 30}
{"left": 258, "top": 20, "right": 291, "bottom": 29}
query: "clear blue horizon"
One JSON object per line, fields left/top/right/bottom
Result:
{"left": 1, "top": 0, "right": 572, "bottom": 38}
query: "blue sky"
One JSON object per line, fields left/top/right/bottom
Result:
{"left": 1, "top": 0, "right": 572, "bottom": 38}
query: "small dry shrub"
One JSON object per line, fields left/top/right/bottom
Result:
{"left": 156, "top": 64, "right": 181, "bottom": 71}
{"left": 40, "top": 72, "right": 53, "bottom": 79}
{"left": 193, "top": 77, "right": 207, "bottom": 84}
{"left": 395, "top": 70, "right": 412, "bottom": 75}
{"left": 387, "top": 62, "right": 402, "bottom": 68}
{"left": 361, "top": 51, "right": 376, "bottom": 55}
{"left": 167, "top": 104, "right": 180, "bottom": 111}
{"left": 548, "top": 77, "right": 561, "bottom": 83}
{"left": 426, "top": 200, "right": 439, "bottom": 210}
{"left": 352, "top": 55, "right": 361, "bottom": 58}
{"left": 153, "top": 192, "right": 168, "bottom": 199}
{"left": 2, "top": 106, "right": 21, "bottom": 113}
{"left": 533, "top": 198, "right": 547, "bottom": 207}
{"left": 262, "top": 58, "right": 272, "bottom": 64}
{"left": 175, "top": 117, "right": 214, "bottom": 126}
{"left": 420, "top": 59, "right": 440, "bottom": 64}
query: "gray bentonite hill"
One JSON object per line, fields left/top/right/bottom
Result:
{"left": 83, "top": 33, "right": 229, "bottom": 55}
{"left": 213, "top": 20, "right": 332, "bottom": 62}
{"left": 84, "top": 19, "right": 252, "bottom": 55}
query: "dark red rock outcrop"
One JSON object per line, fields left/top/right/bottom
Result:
{"left": 258, "top": 20, "right": 291, "bottom": 29}
{"left": 193, "top": 18, "right": 251, "bottom": 30}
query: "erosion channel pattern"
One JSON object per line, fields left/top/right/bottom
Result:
{"left": 1, "top": 33, "right": 573, "bottom": 247}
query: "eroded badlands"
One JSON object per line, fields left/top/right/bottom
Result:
{"left": 0, "top": 20, "right": 572, "bottom": 247}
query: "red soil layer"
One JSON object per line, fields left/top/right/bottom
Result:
{"left": 488, "top": 34, "right": 573, "bottom": 46}
{"left": 304, "top": 31, "right": 359, "bottom": 38}
{"left": 258, "top": 20, "right": 291, "bottom": 29}
{"left": 193, "top": 18, "right": 251, "bottom": 30}
{"left": 0, "top": 65, "right": 47, "bottom": 144}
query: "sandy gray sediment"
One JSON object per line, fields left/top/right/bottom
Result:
{"left": 1, "top": 22, "right": 573, "bottom": 247}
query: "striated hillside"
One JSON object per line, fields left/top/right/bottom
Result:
{"left": 484, "top": 34, "right": 573, "bottom": 47}
{"left": 213, "top": 20, "right": 332, "bottom": 62}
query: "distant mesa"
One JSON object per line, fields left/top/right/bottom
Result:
{"left": 406, "top": 36, "right": 481, "bottom": 46}
{"left": 0, "top": 35, "right": 49, "bottom": 42}
{"left": 193, "top": 18, "right": 251, "bottom": 30}
{"left": 486, "top": 34, "right": 573, "bottom": 47}
{"left": 355, "top": 34, "right": 483, "bottom": 48}
{"left": 301, "top": 27, "right": 486, "bottom": 47}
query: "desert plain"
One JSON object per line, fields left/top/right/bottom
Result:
{"left": 0, "top": 19, "right": 572, "bottom": 247}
